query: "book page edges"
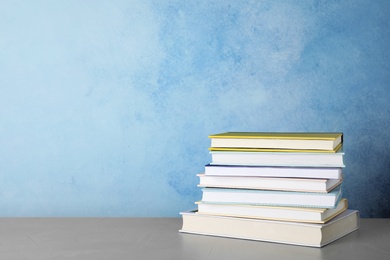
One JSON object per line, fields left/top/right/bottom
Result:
{"left": 180, "top": 207, "right": 353, "bottom": 227}
{"left": 193, "top": 203, "right": 348, "bottom": 224}
{"left": 195, "top": 199, "right": 347, "bottom": 214}
{"left": 320, "top": 210, "right": 359, "bottom": 247}
{"left": 196, "top": 174, "right": 343, "bottom": 193}
{"left": 196, "top": 184, "right": 341, "bottom": 193}
{"left": 179, "top": 229, "right": 323, "bottom": 248}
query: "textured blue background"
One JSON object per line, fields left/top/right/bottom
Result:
{"left": 0, "top": 0, "right": 389, "bottom": 217}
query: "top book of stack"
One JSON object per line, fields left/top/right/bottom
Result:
{"left": 209, "top": 132, "right": 343, "bottom": 153}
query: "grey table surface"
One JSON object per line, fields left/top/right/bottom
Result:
{"left": 0, "top": 217, "right": 389, "bottom": 260}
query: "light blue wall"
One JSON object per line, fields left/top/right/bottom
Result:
{"left": 1, "top": 0, "right": 389, "bottom": 217}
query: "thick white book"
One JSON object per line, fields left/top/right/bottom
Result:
{"left": 179, "top": 209, "right": 359, "bottom": 248}
{"left": 204, "top": 164, "right": 342, "bottom": 179}
{"left": 197, "top": 173, "right": 343, "bottom": 192}
{"left": 210, "top": 149, "right": 345, "bottom": 167}
{"left": 196, "top": 198, "right": 348, "bottom": 224}
{"left": 201, "top": 185, "right": 342, "bottom": 208}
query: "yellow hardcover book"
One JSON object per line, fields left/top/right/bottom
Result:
{"left": 209, "top": 132, "right": 343, "bottom": 151}
{"left": 208, "top": 143, "right": 342, "bottom": 153}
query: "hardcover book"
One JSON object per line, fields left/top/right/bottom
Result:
{"left": 204, "top": 164, "right": 343, "bottom": 179}
{"left": 196, "top": 198, "right": 348, "bottom": 223}
{"left": 201, "top": 185, "right": 342, "bottom": 208}
{"left": 209, "top": 149, "right": 345, "bottom": 167}
{"left": 180, "top": 209, "right": 359, "bottom": 248}
{"left": 209, "top": 132, "right": 343, "bottom": 151}
{"left": 197, "top": 173, "right": 343, "bottom": 192}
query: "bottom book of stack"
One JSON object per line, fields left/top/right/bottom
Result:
{"left": 180, "top": 209, "right": 359, "bottom": 248}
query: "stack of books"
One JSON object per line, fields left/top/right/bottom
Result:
{"left": 180, "top": 132, "right": 359, "bottom": 247}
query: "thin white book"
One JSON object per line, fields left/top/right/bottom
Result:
{"left": 180, "top": 209, "right": 359, "bottom": 248}
{"left": 210, "top": 150, "right": 345, "bottom": 167}
{"left": 197, "top": 173, "right": 343, "bottom": 192}
{"left": 196, "top": 198, "right": 348, "bottom": 223}
{"left": 201, "top": 186, "right": 342, "bottom": 208}
{"left": 204, "top": 164, "right": 342, "bottom": 179}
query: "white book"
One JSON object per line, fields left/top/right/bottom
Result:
{"left": 201, "top": 186, "right": 342, "bottom": 208}
{"left": 197, "top": 174, "right": 343, "bottom": 192}
{"left": 180, "top": 209, "right": 359, "bottom": 248}
{"left": 196, "top": 198, "right": 348, "bottom": 224}
{"left": 210, "top": 150, "right": 345, "bottom": 167}
{"left": 204, "top": 164, "right": 342, "bottom": 179}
